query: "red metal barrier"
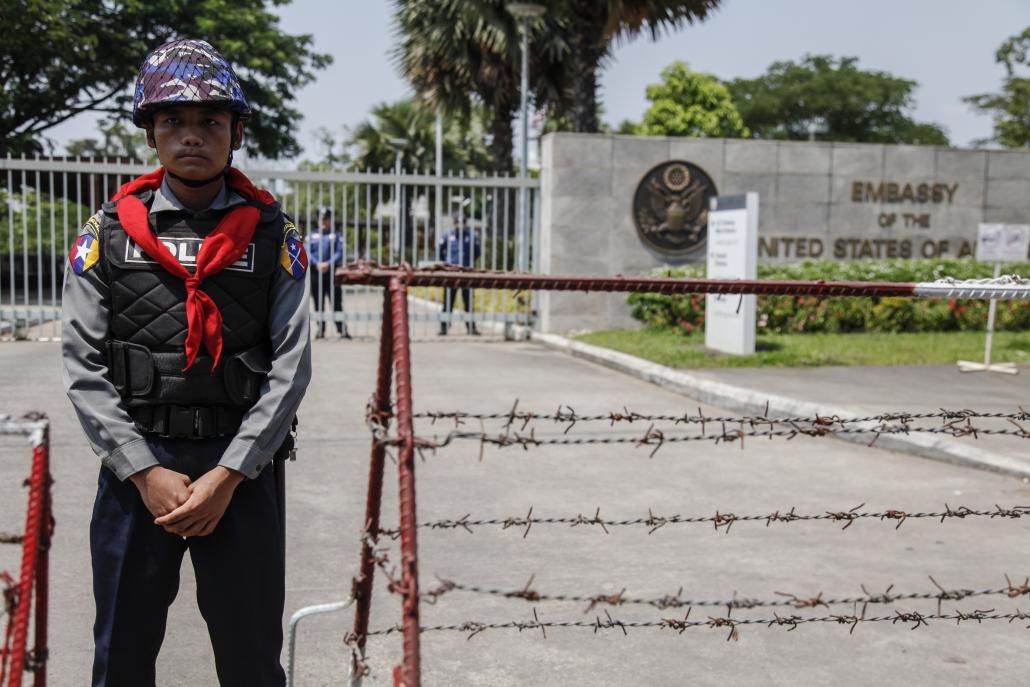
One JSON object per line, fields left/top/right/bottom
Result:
{"left": 1, "top": 418, "right": 51, "bottom": 687}
{"left": 350, "top": 290, "right": 395, "bottom": 675}
{"left": 347, "top": 281, "right": 422, "bottom": 687}
{"left": 339, "top": 264, "right": 1030, "bottom": 685}
{"left": 335, "top": 261, "right": 920, "bottom": 298}
{"left": 388, "top": 278, "right": 421, "bottom": 687}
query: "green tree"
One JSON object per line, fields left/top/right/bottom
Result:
{"left": 725, "top": 55, "right": 949, "bottom": 145}
{"left": 965, "top": 28, "right": 1030, "bottom": 148}
{"left": 2, "top": 0, "right": 330, "bottom": 158}
{"left": 345, "top": 99, "right": 491, "bottom": 174}
{"left": 635, "top": 61, "right": 749, "bottom": 137}
{"left": 392, "top": 0, "right": 567, "bottom": 174}
{"left": 558, "top": 0, "right": 721, "bottom": 132}
{"left": 65, "top": 119, "right": 157, "bottom": 163}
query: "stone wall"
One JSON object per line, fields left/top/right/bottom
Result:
{"left": 538, "top": 132, "right": 1030, "bottom": 334}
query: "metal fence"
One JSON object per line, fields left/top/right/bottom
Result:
{"left": 0, "top": 155, "right": 540, "bottom": 341}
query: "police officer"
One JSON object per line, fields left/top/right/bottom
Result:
{"left": 307, "top": 209, "right": 350, "bottom": 338}
{"left": 61, "top": 39, "right": 311, "bottom": 687}
{"left": 437, "top": 206, "right": 481, "bottom": 335}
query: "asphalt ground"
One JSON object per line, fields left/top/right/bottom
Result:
{"left": 1, "top": 338, "right": 1029, "bottom": 686}
{"left": 689, "top": 363, "right": 1030, "bottom": 466}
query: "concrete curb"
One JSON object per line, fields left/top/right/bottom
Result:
{"left": 530, "top": 331, "right": 1030, "bottom": 481}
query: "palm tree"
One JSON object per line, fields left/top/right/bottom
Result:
{"left": 559, "top": 0, "right": 722, "bottom": 132}
{"left": 346, "top": 98, "right": 491, "bottom": 173}
{"left": 392, "top": 0, "right": 568, "bottom": 174}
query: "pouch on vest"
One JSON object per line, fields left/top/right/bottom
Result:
{"left": 223, "top": 346, "right": 273, "bottom": 404}
{"left": 106, "top": 340, "right": 155, "bottom": 396}
{"left": 107, "top": 339, "right": 272, "bottom": 408}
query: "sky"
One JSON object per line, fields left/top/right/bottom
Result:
{"left": 45, "top": 0, "right": 1030, "bottom": 160}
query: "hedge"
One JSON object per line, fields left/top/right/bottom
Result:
{"left": 628, "top": 259, "right": 1030, "bottom": 334}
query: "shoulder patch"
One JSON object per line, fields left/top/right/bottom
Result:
{"left": 279, "top": 226, "right": 307, "bottom": 279}
{"left": 69, "top": 213, "right": 102, "bottom": 275}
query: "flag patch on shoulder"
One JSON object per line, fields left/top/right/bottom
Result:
{"left": 279, "top": 228, "right": 307, "bottom": 279}
{"left": 69, "top": 216, "right": 102, "bottom": 275}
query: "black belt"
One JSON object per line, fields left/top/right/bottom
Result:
{"left": 129, "top": 405, "right": 246, "bottom": 439}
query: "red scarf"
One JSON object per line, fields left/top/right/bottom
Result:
{"left": 112, "top": 167, "right": 276, "bottom": 372}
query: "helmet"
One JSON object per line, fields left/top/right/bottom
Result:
{"left": 132, "top": 39, "right": 251, "bottom": 127}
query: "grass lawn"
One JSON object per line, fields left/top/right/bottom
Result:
{"left": 574, "top": 328, "right": 1030, "bottom": 369}
{"left": 410, "top": 286, "right": 531, "bottom": 314}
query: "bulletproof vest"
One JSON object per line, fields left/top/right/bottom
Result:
{"left": 97, "top": 190, "right": 286, "bottom": 436}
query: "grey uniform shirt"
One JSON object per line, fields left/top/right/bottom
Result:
{"left": 61, "top": 178, "right": 312, "bottom": 481}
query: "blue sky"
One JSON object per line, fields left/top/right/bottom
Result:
{"left": 47, "top": 0, "right": 1030, "bottom": 158}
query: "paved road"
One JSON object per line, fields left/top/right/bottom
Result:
{"left": 690, "top": 364, "right": 1030, "bottom": 466}
{"left": 1, "top": 339, "right": 1029, "bottom": 686}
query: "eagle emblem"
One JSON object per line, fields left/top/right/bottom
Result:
{"left": 632, "top": 161, "right": 717, "bottom": 256}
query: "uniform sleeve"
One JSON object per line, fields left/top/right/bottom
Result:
{"left": 61, "top": 215, "right": 159, "bottom": 481}
{"left": 218, "top": 239, "right": 312, "bottom": 479}
{"left": 332, "top": 232, "right": 345, "bottom": 266}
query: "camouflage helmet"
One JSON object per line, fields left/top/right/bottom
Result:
{"left": 132, "top": 39, "right": 250, "bottom": 127}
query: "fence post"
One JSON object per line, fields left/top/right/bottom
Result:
{"left": 30, "top": 427, "right": 50, "bottom": 687}
{"left": 388, "top": 277, "right": 421, "bottom": 687}
{"left": 6, "top": 423, "right": 48, "bottom": 687}
{"left": 349, "top": 289, "right": 395, "bottom": 682}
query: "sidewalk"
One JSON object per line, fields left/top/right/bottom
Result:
{"left": 534, "top": 333, "right": 1030, "bottom": 479}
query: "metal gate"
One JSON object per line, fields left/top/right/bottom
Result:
{"left": 0, "top": 155, "right": 540, "bottom": 341}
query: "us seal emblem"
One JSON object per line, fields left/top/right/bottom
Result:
{"left": 632, "top": 161, "right": 718, "bottom": 256}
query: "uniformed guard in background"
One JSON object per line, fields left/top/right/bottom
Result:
{"left": 437, "top": 205, "right": 481, "bottom": 335}
{"left": 307, "top": 208, "right": 351, "bottom": 339}
{"left": 61, "top": 39, "right": 312, "bottom": 687}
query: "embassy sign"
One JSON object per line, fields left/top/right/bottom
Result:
{"left": 539, "top": 134, "right": 1030, "bottom": 334}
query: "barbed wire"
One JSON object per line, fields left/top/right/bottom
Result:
{"left": 932, "top": 275, "right": 1030, "bottom": 287}
{"left": 0, "top": 533, "right": 21, "bottom": 545}
{"left": 418, "top": 574, "right": 1030, "bottom": 616}
{"left": 399, "top": 422, "right": 1030, "bottom": 459}
{"left": 378, "top": 504, "right": 1030, "bottom": 538}
{"left": 414, "top": 403, "right": 1030, "bottom": 435}
{"left": 370, "top": 402, "right": 1030, "bottom": 460}
{"left": 363, "top": 606, "right": 1030, "bottom": 641}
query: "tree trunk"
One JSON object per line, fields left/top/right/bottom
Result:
{"left": 490, "top": 98, "right": 516, "bottom": 175}
{"left": 567, "top": 0, "right": 606, "bottom": 133}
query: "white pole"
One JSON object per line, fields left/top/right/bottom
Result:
{"left": 393, "top": 149, "right": 402, "bottom": 258}
{"left": 957, "top": 262, "right": 1019, "bottom": 374}
{"left": 435, "top": 110, "right": 444, "bottom": 251}
{"left": 983, "top": 262, "right": 1001, "bottom": 366}
{"left": 518, "top": 17, "right": 530, "bottom": 273}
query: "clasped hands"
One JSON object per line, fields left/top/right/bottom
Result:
{"left": 129, "top": 465, "right": 244, "bottom": 537}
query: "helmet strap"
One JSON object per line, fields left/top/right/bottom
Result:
{"left": 227, "top": 114, "right": 241, "bottom": 166}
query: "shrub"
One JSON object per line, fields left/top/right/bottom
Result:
{"left": 628, "top": 259, "right": 1030, "bottom": 334}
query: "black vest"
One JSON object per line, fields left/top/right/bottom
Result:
{"left": 98, "top": 190, "right": 286, "bottom": 436}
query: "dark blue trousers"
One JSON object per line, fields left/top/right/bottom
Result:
{"left": 90, "top": 437, "right": 286, "bottom": 687}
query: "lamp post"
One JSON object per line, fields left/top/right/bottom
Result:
{"left": 507, "top": 2, "right": 545, "bottom": 274}
{"left": 388, "top": 137, "right": 408, "bottom": 259}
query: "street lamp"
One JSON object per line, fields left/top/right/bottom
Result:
{"left": 387, "top": 137, "right": 408, "bottom": 258}
{"left": 507, "top": 2, "right": 545, "bottom": 274}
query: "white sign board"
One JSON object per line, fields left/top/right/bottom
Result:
{"left": 705, "top": 193, "right": 758, "bottom": 355}
{"left": 976, "top": 223, "right": 1030, "bottom": 263}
